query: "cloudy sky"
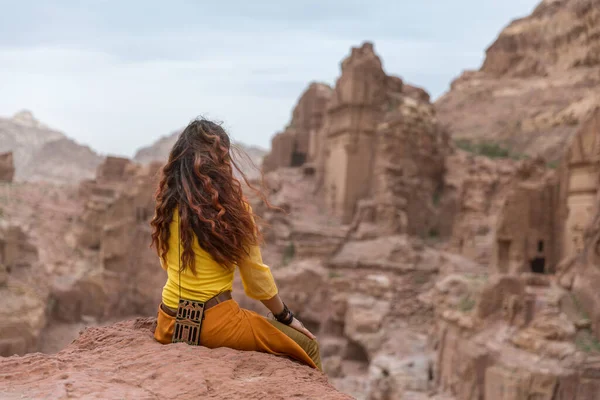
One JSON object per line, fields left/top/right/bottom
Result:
{"left": 1, "top": 0, "right": 540, "bottom": 157}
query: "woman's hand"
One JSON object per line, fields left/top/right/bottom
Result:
{"left": 289, "top": 317, "right": 316, "bottom": 340}
{"left": 260, "top": 294, "right": 316, "bottom": 339}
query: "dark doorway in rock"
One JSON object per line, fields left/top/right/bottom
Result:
{"left": 538, "top": 240, "right": 544, "bottom": 253}
{"left": 530, "top": 257, "right": 546, "bottom": 274}
{"left": 497, "top": 240, "right": 511, "bottom": 273}
{"left": 303, "top": 165, "right": 315, "bottom": 176}
{"left": 344, "top": 340, "right": 370, "bottom": 364}
{"left": 291, "top": 151, "right": 306, "bottom": 167}
{"left": 0, "top": 240, "right": 5, "bottom": 264}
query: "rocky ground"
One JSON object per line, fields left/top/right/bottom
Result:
{"left": 0, "top": 318, "right": 349, "bottom": 400}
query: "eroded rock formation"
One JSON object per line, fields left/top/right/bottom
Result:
{"left": 52, "top": 157, "right": 164, "bottom": 323}
{"left": 263, "top": 42, "right": 450, "bottom": 237}
{"left": 436, "top": 0, "right": 600, "bottom": 161}
{"left": 440, "top": 153, "right": 522, "bottom": 265}
{"left": 426, "top": 272, "right": 600, "bottom": 399}
{"left": 481, "top": 108, "right": 600, "bottom": 344}
{"left": 554, "top": 109, "right": 600, "bottom": 341}
{"left": 556, "top": 107, "right": 600, "bottom": 263}
{"left": 491, "top": 158, "right": 558, "bottom": 274}
{"left": 0, "top": 224, "right": 45, "bottom": 357}
{"left": 263, "top": 82, "right": 333, "bottom": 173}
{"left": 320, "top": 44, "right": 450, "bottom": 229}
{"left": 482, "top": 0, "right": 600, "bottom": 77}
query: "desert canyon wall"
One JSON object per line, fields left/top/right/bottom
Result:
{"left": 436, "top": 0, "right": 600, "bottom": 162}
{"left": 3, "top": 0, "right": 600, "bottom": 398}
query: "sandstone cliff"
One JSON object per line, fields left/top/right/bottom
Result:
{"left": 425, "top": 273, "right": 600, "bottom": 399}
{"left": 0, "top": 180, "right": 82, "bottom": 356}
{"left": 53, "top": 157, "right": 164, "bottom": 323}
{"left": 0, "top": 318, "right": 349, "bottom": 400}
{"left": 553, "top": 108, "right": 600, "bottom": 341}
{"left": 436, "top": 0, "right": 600, "bottom": 162}
{"left": 134, "top": 130, "right": 267, "bottom": 181}
{"left": 0, "top": 111, "right": 103, "bottom": 184}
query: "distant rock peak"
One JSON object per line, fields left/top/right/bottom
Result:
{"left": 10, "top": 110, "right": 48, "bottom": 129}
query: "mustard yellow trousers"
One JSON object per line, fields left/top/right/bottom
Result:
{"left": 154, "top": 299, "right": 322, "bottom": 370}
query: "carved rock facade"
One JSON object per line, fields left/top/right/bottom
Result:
{"left": 52, "top": 157, "right": 163, "bottom": 323}
{"left": 264, "top": 43, "right": 450, "bottom": 236}
{"left": 263, "top": 83, "right": 333, "bottom": 173}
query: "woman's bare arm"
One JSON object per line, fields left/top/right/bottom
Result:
{"left": 260, "top": 293, "right": 285, "bottom": 315}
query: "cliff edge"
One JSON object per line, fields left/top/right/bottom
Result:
{"left": 0, "top": 318, "right": 349, "bottom": 400}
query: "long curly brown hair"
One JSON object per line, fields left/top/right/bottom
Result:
{"left": 150, "top": 118, "right": 266, "bottom": 274}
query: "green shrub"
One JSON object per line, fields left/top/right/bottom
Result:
{"left": 454, "top": 139, "right": 526, "bottom": 160}
{"left": 571, "top": 293, "right": 590, "bottom": 320}
{"left": 547, "top": 161, "right": 559, "bottom": 169}
{"left": 478, "top": 143, "right": 510, "bottom": 158}
{"left": 412, "top": 272, "right": 430, "bottom": 285}
{"left": 455, "top": 139, "right": 475, "bottom": 152}
{"left": 458, "top": 295, "right": 476, "bottom": 312}
{"left": 576, "top": 332, "right": 600, "bottom": 353}
{"left": 328, "top": 270, "right": 343, "bottom": 279}
{"left": 432, "top": 187, "right": 442, "bottom": 207}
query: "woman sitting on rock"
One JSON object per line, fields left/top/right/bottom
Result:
{"left": 150, "top": 118, "right": 321, "bottom": 370}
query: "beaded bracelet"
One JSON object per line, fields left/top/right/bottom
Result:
{"left": 274, "top": 303, "right": 294, "bottom": 325}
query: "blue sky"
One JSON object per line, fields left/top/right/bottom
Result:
{"left": 0, "top": 0, "right": 540, "bottom": 157}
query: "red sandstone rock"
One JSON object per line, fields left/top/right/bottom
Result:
{"left": 0, "top": 318, "right": 350, "bottom": 399}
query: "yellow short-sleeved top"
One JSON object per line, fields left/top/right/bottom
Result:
{"left": 160, "top": 208, "right": 278, "bottom": 309}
